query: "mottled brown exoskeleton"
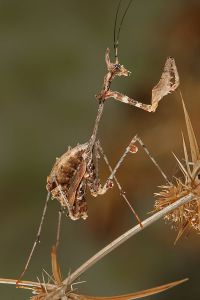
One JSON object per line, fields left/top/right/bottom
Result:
{"left": 46, "top": 53, "right": 135, "bottom": 221}
{"left": 18, "top": 0, "right": 180, "bottom": 281}
{"left": 46, "top": 50, "right": 179, "bottom": 221}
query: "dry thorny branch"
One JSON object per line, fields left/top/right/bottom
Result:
{"left": 13, "top": 246, "right": 187, "bottom": 300}
{"left": 155, "top": 92, "right": 200, "bottom": 243}
{"left": 0, "top": 193, "right": 192, "bottom": 299}
{"left": 1, "top": 0, "right": 196, "bottom": 299}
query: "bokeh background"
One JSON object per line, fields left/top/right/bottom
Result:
{"left": 0, "top": 0, "right": 200, "bottom": 299}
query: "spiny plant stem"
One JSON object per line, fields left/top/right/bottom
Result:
{"left": 0, "top": 193, "right": 194, "bottom": 300}
{"left": 66, "top": 193, "right": 194, "bottom": 285}
{"left": 43, "top": 193, "right": 194, "bottom": 300}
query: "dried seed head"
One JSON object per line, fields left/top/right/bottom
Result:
{"left": 154, "top": 95, "right": 200, "bottom": 241}
{"left": 155, "top": 180, "right": 200, "bottom": 234}
{"left": 30, "top": 294, "right": 46, "bottom": 300}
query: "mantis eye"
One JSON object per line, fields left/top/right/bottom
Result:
{"left": 114, "top": 63, "right": 121, "bottom": 70}
{"left": 195, "top": 171, "right": 200, "bottom": 183}
{"left": 193, "top": 166, "right": 200, "bottom": 181}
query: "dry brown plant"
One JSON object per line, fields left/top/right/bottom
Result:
{"left": 0, "top": 192, "right": 193, "bottom": 299}
{"left": 155, "top": 92, "right": 200, "bottom": 243}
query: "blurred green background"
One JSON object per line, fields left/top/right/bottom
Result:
{"left": 0, "top": 0, "right": 200, "bottom": 299}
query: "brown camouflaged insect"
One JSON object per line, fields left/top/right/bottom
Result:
{"left": 18, "top": 0, "right": 179, "bottom": 282}
{"left": 46, "top": 42, "right": 179, "bottom": 221}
